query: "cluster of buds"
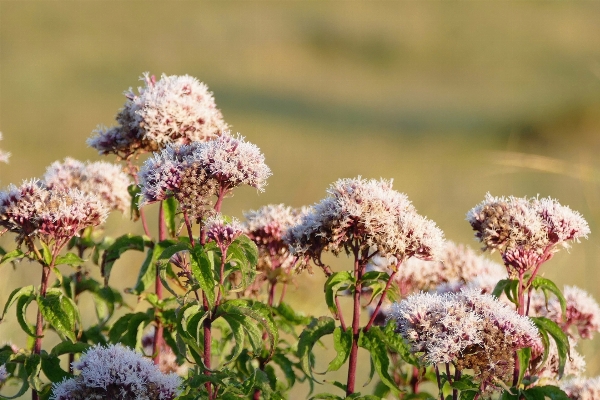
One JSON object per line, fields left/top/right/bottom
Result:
{"left": 205, "top": 215, "right": 244, "bottom": 248}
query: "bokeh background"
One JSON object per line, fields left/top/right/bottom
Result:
{"left": 1, "top": 1, "right": 600, "bottom": 398}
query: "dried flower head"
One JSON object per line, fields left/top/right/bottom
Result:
{"left": 286, "top": 177, "right": 444, "bottom": 271}
{"left": 389, "top": 289, "right": 539, "bottom": 388}
{"left": 560, "top": 376, "right": 600, "bottom": 400}
{"left": 44, "top": 158, "right": 132, "bottom": 213}
{"left": 467, "top": 194, "right": 589, "bottom": 273}
{"left": 205, "top": 214, "right": 244, "bottom": 247}
{"left": 88, "top": 73, "right": 227, "bottom": 158}
{"left": 0, "top": 132, "right": 10, "bottom": 164}
{"left": 50, "top": 344, "right": 181, "bottom": 400}
{"left": 0, "top": 180, "right": 108, "bottom": 246}
{"left": 530, "top": 285, "right": 600, "bottom": 340}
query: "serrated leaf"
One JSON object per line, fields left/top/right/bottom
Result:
{"left": 190, "top": 247, "right": 216, "bottom": 308}
{"left": 297, "top": 317, "right": 335, "bottom": 381}
{"left": 176, "top": 303, "right": 206, "bottom": 365}
{"left": 272, "top": 351, "right": 296, "bottom": 388}
{"left": 274, "top": 302, "right": 311, "bottom": 326}
{"left": 16, "top": 292, "right": 38, "bottom": 338}
{"left": 40, "top": 242, "right": 52, "bottom": 266}
{"left": 522, "top": 385, "right": 569, "bottom": 400}
{"left": 492, "top": 279, "right": 518, "bottom": 302}
{"left": 1, "top": 285, "right": 34, "bottom": 320}
{"left": 50, "top": 341, "right": 90, "bottom": 356}
{"left": 359, "top": 327, "right": 400, "bottom": 394}
{"left": 530, "top": 277, "right": 567, "bottom": 320}
{"left": 101, "top": 234, "right": 148, "bottom": 285}
{"left": 38, "top": 289, "right": 79, "bottom": 342}
{"left": 219, "top": 314, "right": 246, "bottom": 364}
{"left": 55, "top": 252, "right": 86, "bottom": 267}
{"left": 163, "top": 197, "right": 178, "bottom": 237}
{"left": 0, "top": 248, "right": 25, "bottom": 266}
{"left": 324, "top": 272, "right": 354, "bottom": 318}
{"left": 217, "top": 299, "right": 279, "bottom": 361}
{"left": 326, "top": 327, "right": 352, "bottom": 372}
{"left": 381, "top": 320, "right": 420, "bottom": 366}
{"left": 24, "top": 354, "right": 43, "bottom": 391}
{"left": 516, "top": 347, "right": 531, "bottom": 387}
{"left": 531, "top": 317, "right": 570, "bottom": 378}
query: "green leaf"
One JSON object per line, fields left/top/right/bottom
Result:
{"left": 1, "top": 285, "right": 34, "bottom": 320}
{"left": 381, "top": 320, "right": 420, "bottom": 366}
{"left": 40, "top": 353, "right": 71, "bottom": 382}
{"left": 55, "top": 252, "right": 86, "bottom": 267}
{"left": 101, "top": 234, "right": 148, "bottom": 285}
{"left": 297, "top": 317, "right": 335, "bottom": 381}
{"left": 516, "top": 347, "right": 532, "bottom": 387}
{"left": 190, "top": 246, "right": 216, "bottom": 308}
{"left": 522, "top": 385, "right": 569, "bottom": 400}
{"left": 128, "top": 239, "right": 179, "bottom": 295}
{"left": 500, "top": 391, "right": 519, "bottom": 400}
{"left": 324, "top": 271, "right": 354, "bottom": 318}
{"left": 24, "top": 353, "right": 43, "bottom": 392}
{"left": 309, "top": 395, "right": 343, "bottom": 400}
{"left": 50, "top": 341, "right": 90, "bottom": 356}
{"left": 128, "top": 184, "right": 141, "bottom": 221}
{"left": 530, "top": 277, "right": 567, "bottom": 319}
{"left": 274, "top": 302, "right": 311, "bottom": 326}
{"left": 219, "top": 314, "right": 246, "bottom": 364}
{"left": 38, "top": 289, "right": 80, "bottom": 342}
{"left": 40, "top": 242, "right": 52, "bottom": 266}
{"left": 358, "top": 327, "right": 400, "bottom": 394}
{"left": 326, "top": 327, "right": 352, "bottom": 372}
{"left": 163, "top": 197, "right": 178, "bottom": 237}
{"left": 0, "top": 248, "right": 25, "bottom": 266}
{"left": 531, "top": 317, "right": 570, "bottom": 378}
{"left": 217, "top": 299, "right": 279, "bottom": 361}
{"left": 176, "top": 303, "right": 206, "bottom": 365}
{"left": 272, "top": 351, "right": 296, "bottom": 388}
{"left": 16, "top": 291, "right": 38, "bottom": 338}
{"left": 492, "top": 279, "right": 519, "bottom": 303}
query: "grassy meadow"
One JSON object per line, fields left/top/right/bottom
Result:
{"left": 1, "top": 1, "right": 600, "bottom": 397}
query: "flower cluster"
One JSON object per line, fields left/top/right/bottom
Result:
{"left": 51, "top": 344, "right": 181, "bottom": 400}
{"left": 530, "top": 285, "right": 600, "bottom": 340}
{"left": 560, "top": 376, "right": 600, "bottom": 400}
{"left": 390, "top": 289, "right": 539, "bottom": 388}
{"left": 44, "top": 158, "right": 132, "bottom": 213}
{"left": 88, "top": 73, "right": 227, "bottom": 158}
{"left": 372, "top": 241, "right": 506, "bottom": 295}
{"left": 0, "top": 364, "right": 8, "bottom": 385}
{"left": 243, "top": 204, "right": 307, "bottom": 272}
{"left": 138, "top": 134, "right": 271, "bottom": 218}
{"left": 467, "top": 194, "right": 589, "bottom": 273}
{"left": 286, "top": 177, "right": 445, "bottom": 270}
{"left": 205, "top": 215, "right": 244, "bottom": 248}
{"left": 0, "top": 180, "right": 108, "bottom": 246}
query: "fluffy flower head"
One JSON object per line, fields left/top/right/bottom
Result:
{"left": 51, "top": 344, "right": 181, "bottom": 400}
{"left": 560, "top": 376, "right": 600, "bottom": 400}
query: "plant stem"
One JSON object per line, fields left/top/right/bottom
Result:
{"left": 364, "top": 269, "right": 398, "bottom": 332}
{"left": 435, "top": 365, "right": 443, "bottom": 400}
{"left": 346, "top": 244, "right": 363, "bottom": 396}
{"left": 152, "top": 202, "right": 167, "bottom": 366}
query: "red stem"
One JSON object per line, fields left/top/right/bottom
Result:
{"left": 364, "top": 269, "right": 398, "bottom": 332}
{"left": 152, "top": 202, "right": 167, "bottom": 366}
{"left": 346, "top": 244, "right": 363, "bottom": 396}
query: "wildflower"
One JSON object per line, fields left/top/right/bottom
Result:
{"left": 467, "top": 194, "right": 589, "bottom": 273}
{"left": 0, "top": 364, "right": 8, "bottom": 385}
{"left": 0, "top": 132, "right": 10, "bottom": 163}
{"left": 138, "top": 135, "right": 270, "bottom": 217}
{"left": 244, "top": 204, "right": 307, "bottom": 272}
{"left": 530, "top": 285, "right": 600, "bottom": 340}
{"left": 205, "top": 214, "right": 244, "bottom": 248}
{"left": 560, "top": 376, "right": 600, "bottom": 400}
{"left": 389, "top": 289, "right": 539, "bottom": 388}
{"left": 50, "top": 344, "right": 181, "bottom": 400}
{"left": 377, "top": 241, "right": 506, "bottom": 295}
{"left": 0, "top": 180, "right": 108, "bottom": 246}
{"left": 286, "top": 177, "right": 445, "bottom": 271}
{"left": 88, "top": 73, "right": 227, "bottom": 158}
{"left": 44, "top": 158, "right": 131, "bottom": 213}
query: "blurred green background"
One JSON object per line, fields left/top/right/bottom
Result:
{"left": 1, "top": 1, "right": 600, "bottom": 397}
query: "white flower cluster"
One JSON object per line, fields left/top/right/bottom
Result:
{"left": 389, "top": 289, "right": 539, "bottom": 387}
{"left": 138, "top": 134, "right": 271, "bottom": 211}
{"left": 205, "top": 214, "right": 244, "bottom": 247}
{"left": 560, "top": 376, "right": 600, "bottom": 400}
{"left": 286, "top": 177, "right": 445, "bottom": 270}
{"left": 0, "top": 364, "right": 8, "bottom": 384}
{"left": 0, "top": 180, "right": 108, "bottom": 245}
{"left": 51, "top": 344, "right": 181, "bottom": 400}
{"left": 88, "top": 73, "right": 227, "bottom": 158}
{"left": 44, "top": 158, "right": 132, "bottom": 213}
{"left": 467, "top": 193, "right": 589, "bottom": 272}
{"left": 378, "top": 241, "right": 506, "bottom": 295}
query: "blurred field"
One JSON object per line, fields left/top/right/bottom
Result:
{"left": 2, "top": 1, "right": 600, "bottom": 398}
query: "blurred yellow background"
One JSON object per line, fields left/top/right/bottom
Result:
{"left": 1, "top": 1, "right": 600, "bottom": 398}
